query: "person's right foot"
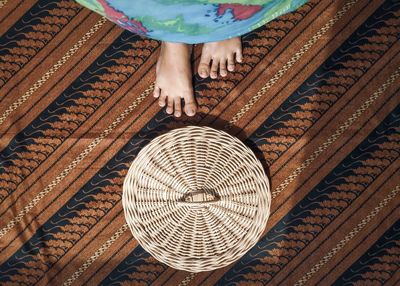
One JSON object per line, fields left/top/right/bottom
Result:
{"left": 153, "top": 41, "right": 197, "bottom": 117}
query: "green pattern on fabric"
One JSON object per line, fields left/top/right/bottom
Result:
{"left": 137, "top": 15, "right": 213, "bottom": 35}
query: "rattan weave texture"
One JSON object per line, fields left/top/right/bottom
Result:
{"left": 123, "top": 126, "right": 271, "bottom": 272}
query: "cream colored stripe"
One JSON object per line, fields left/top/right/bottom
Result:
{"left": 63, "top": 223, "right": 129, "bottom": 286}
{"left": 294, "top": 184, "right": 400, "bottom": 286}
{"left": 0, "top": 0, "right": 9, "bottom": 9}
{"left": 272, "top": 67, "right": 400, "bottom": 198}
{"left": 0, "top": 83, "right": 154, "bottom": 239}
{"left": 0, "top": 17, "right": 107, "bottom": 126}
{"left": 178, "top": 273, "right": 197, "bottom": 286}
{"left": 226, "top": 0, "right": 358, "bottom": 128}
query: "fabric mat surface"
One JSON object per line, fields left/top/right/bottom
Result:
{"left": 0, "top": 0, "right": 399, "bottom": 285}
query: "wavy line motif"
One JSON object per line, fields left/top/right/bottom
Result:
{"left": 333, "top": 219, "right": 400, "bottom": 286}
{"left": 0, "top": 34, "right": 159, "bottom": 203}
{"left": 0, "top": 0, "right": 82, "bottom": 89}
{"left": 0, "top": 2, "right": 318, "bottom": 285}
{"left": 248, "top": 0, "right": 400, "bottom": 167}
{"left": 98, "top": 246, "right": 168, "bottom": 286}
{"left": 214, "top": 106, "right": 400, "bottom": 284}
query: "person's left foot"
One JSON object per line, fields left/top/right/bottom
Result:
{"left": 198, "top": 37, "right": 243, "bottom": 79}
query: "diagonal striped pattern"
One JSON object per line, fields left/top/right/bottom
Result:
{"left": 0, "top": 0, "right": 399, "bottom": 286}
{"left": 63, "top": 223, "right": 129, "bottom": 286}
{"left": 295, "top": 184, "right": 400, "bottom": 286}
{"left": 0, "top": 83, "right": 154, "bottom": 238}
{"left": 0, "top": 16, "right": 107, "bottom": 125}
{"left": 272, "top": 67, "right": 400, "bottom": 198}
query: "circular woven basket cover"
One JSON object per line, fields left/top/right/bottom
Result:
{"left": 123, "top": 126, "right": 271, "bottom": 272}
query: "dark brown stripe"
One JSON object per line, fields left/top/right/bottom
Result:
{"left": 0, "top": 1, "right": 87, "bottom": 98}
{"left": 0, "top": 1, "right": 31, "bottom": 34}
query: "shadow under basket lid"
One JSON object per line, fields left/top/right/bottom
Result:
{"left": 122, "top": 125, "right": 271, "bottom": 272}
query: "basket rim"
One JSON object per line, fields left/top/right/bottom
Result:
{"left": 122, "top": 125, "right": 271, "bottom": 272}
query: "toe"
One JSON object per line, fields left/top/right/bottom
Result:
{"left": 166, "top": 96, "right": 174, "bottom": 114}
{"left": 153, "top": 86, "right": 161, "bottom": 98}
{"left": 210, "top": 59, "right": 219, "bottom": 79}
{"left": 227, "top": 54, "right": 235, "bottom": 72}
{"left": 236, "top": 48, "right": 243, "bottom": 63}
{"left": 219, "top": 60, "right": 228, "bottom": 77}
{"left": 198, "top": 63, "right": 210, "bottom": 79}
{"left": 158, "top": 90, "right": 167, "bottom": 107}
{"left": 198, "top": 53, "right": 211, "bottom": 78}
{"left": 174, "top": 98, "right": 182, "bottom": 117}
{"left": 183, "top": 93, "right": 197, "bottom": 117}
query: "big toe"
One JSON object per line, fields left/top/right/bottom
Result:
{"left": 183, "top": 94, "right": 197, "bottom": 116}
{"left": 198, "top": 63, "right": 210, "bottom": 78}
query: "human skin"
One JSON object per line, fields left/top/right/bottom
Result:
{"left": 154, "top": 38, "right": 243, "bottom": 117}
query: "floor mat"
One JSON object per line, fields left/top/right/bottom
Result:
{"left": 0, "top": 0, "right": 399, "bottom": 285}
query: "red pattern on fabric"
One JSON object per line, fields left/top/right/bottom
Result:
{"left": 217, "top": 4, "right": 263, "bottom": 20}
{"left": 97, "top": 0, "right": 148, "bottom": 34}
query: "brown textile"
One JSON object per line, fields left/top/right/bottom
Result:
{"left": 0, "top": 0, "right": 399, "bottom": 285}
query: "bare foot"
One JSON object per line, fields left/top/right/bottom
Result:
{"left": 153, "top": 41, "right": 197, "bottom": 117}
{"left": 198, "top": 37, "right": 243, "bottom": 79}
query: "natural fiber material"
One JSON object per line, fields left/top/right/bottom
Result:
{"left": 123, "top": 126, "right": 271, "bottom": 272}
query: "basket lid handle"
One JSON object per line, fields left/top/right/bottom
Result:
{"left": 177, "top": 190, "right": 220, "bottom": 208}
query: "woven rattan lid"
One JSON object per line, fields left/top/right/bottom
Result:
{"left": 122, "top": 126, "right": 271, "bottom": 272}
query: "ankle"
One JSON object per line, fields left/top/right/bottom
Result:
{"left": 162, "top": 41, "right": 192, "bottom": 55}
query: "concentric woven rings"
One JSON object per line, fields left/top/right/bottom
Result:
{"left": 123, "top": 126, "right": 271, "bottom": 272}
